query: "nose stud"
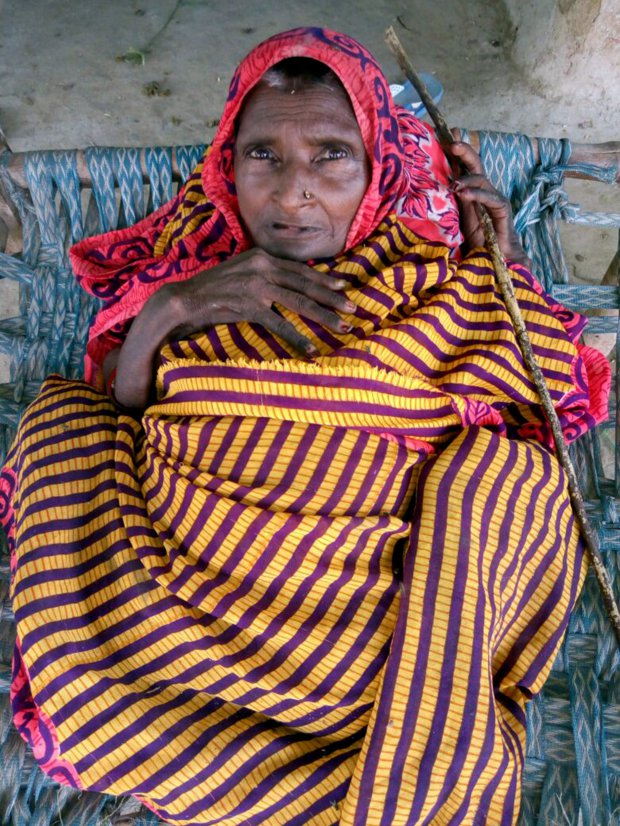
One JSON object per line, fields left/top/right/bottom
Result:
{"left": 303, "top": 190, "right": 312, "bottom": 200}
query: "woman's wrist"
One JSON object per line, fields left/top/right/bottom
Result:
{"left": 105, "top": 364, "right": 144, "bottom": 416}
{"left": 113, "top": 288, "right": 182, "bottom": 409}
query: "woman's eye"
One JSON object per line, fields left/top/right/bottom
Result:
{"left": 247, "top": 147, "right": 275, "bottom": 160}
{"left": 317, "top": 146, "right": 350, "bottom": 162}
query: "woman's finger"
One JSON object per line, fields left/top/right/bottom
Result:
{"left": 274, "top": 257, "right": 349, "bottom": 289}
{"left": 253, "top": 307, "right": 319, "bottom": 356}
{"left": 452, "top": 174, "right": 498, "bottom": 193}
{"left": 453, "top": 185, "right": 511, "bottom": 215}
{"left": 260, "top": 284, "right": 354, "bottom": 334}
{"left": 453, "top": 186, "right": 528, "bottom": 263}
{"left": 447, "top": 141, "right": 485, "bottom": 176}
{"left": 241, "top": 250, "right": 357, "bottom": 314}
{"left": 271, "top": 269, "right": 357, "bottom": 315}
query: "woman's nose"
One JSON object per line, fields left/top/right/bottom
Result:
{"left": 273, "top": 163, "right": 311, "bottom": 212}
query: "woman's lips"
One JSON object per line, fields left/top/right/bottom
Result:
{"left": 269, "top": 222, "right": 322, "bottom": 237}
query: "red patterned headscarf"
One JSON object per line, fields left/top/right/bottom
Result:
{"left": 71, "top": 27, "right": 460, "bottom": 384}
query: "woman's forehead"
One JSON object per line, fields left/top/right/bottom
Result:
{"left": 236, "top": 83, "right": 363, "bottom": 144}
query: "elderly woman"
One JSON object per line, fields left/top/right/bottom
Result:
{"left": 0, "top": 27, "right": 609, "bottom": 826}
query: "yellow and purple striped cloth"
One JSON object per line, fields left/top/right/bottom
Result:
{"left": 1, "top": 223, "right": 605, "bottom": 824}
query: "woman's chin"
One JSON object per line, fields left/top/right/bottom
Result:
{"left": 257, "top": 232, "right": 343, "bottom": 262}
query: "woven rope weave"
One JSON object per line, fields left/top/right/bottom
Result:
{"left": 0, "top": 134, "right": 618, "bottom": 825}
{"left": 460, "top": 129, "right": 619, "bottom": 291}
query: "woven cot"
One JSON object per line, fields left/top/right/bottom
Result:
{"left": 0, "top": 131, "right": 618, "bottom": 826}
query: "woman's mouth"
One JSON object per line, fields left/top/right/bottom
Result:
{"left": 270, "top": 222, "right": 322, "bottom": 237}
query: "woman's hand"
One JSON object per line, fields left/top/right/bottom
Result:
{"left": 447, "top": 141, "right": 529, "bottom": 265}
{"left": 112, "top": 248, "right": 355, "bottom": 409}
{"left": 164, "top": 248, "right": 355, "bottom": 353}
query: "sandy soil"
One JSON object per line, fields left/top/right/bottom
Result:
{"left": 2, "top": 0, "right": 618, "bottom": 148}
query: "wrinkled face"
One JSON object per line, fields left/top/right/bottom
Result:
{"left": 234, "top": 81, "right": 370, "bottom": 260}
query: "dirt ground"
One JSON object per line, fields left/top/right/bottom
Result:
{"left": 2, "top": 0, "right": 618, "bottom": 149}
{"left": 0, "top": 0, "right": 618, "bottom": 340}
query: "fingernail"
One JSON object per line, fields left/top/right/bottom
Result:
{"left": 333, "top": 279, "right": 348, "bottom": 288}
{"left": 340, "top": 322, "right": 353, "bottom": 333}
{"left": 306, "top": 344, "right": 319, "bottom": 356}
{"left": 345, "top": 301, "right": 357, "bottom": 312}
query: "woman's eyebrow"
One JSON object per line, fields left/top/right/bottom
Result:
{"left": 298, "top": 120, "right": 363, "bottom": 143}
{"left": 237, "top": 131, "right": 361, "bottom": 148}
{"left": 305, "top": 132, "right": 360, "bottom": 146}
{"left": 235, "top": 132, "right": 276, "bottom": 148}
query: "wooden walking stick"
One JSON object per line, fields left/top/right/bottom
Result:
{"left": 385, "top": 25, "right": 620, "bottom": 646}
